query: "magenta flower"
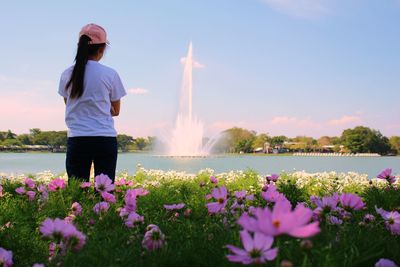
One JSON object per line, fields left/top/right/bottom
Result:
{"left": 231, "top": 190, "right": 254, "bottom": 211}
{"left": 37, "top": 184, "right": 48, "bottom": 202}
{"left": 32, "top": 264, "right": 45, "bottom": 267}
{"left": 210, "top": 175, "right": 218, "bottom": 184}
{"left": 375, "top": 206, "right": 400, "bottom": 235}
{"left": 124, "top": 212, "right": 144, "bottom": 228}
{"left": 26, "top": 191, "right": 36, "bottom": 201}
{"left": 93, "top": 202, "right": 109, "bottom": 214}
{"left": 339, "top": 193, "right": 365, "bottom": 210}
{"left": 226, "top": 230, "right": 278, "bottom": 265}
{"left": 71, "top": 202, "right": 82, "bottom": 216}
{"left": 80, "top": 182, "right": 92, "bottom": 189}
{"left": 48, "top": 178, "right": 65, "bottom": 192}
{"left": 115, "top": 178, "right": 134, "bottom": 187}
{"left": 377, "top": 168, "right": 396, "bottom": 184}
{"left": 364, "top": 214, "right": 375, "bottom": 223}
{"left": 15, "top": 187, "right": 26, "bottom": 195}
{"left": 238, "top": 200, "right": 320, "bottom": 238}
{"left": 266, "top": 174, "right": 279, "bottom": 183}
{"left": 24, "top": 178, "right": 35, "bottom": 189}
{"left": 64, "top": 214, "right": 76, "bottom": 224}
{"left": 142, "top": 225, "right": 166, "bottom": 251}
{"left": 0, "top": 247, "right": 13, "bottom": 267}
{"left": 94, "top": 174, "right": 115, "bottom": 192}
{"left": 375, "top": 258, "right": 398, "bottom": 267}
{"left": 39, "top": 217, "right": 86, "bottom": 252}
{"left": 206, "top": 186, "right": 228, "bottom": 214}
{"left": 328, "top": 215, "right": 343, "bottom": 225}
{"left": 262, "top": 184, "right": 287, "bottom": 203}
{"left": 164, "top": 203, "right": 185, "bottom": 210}
{"left": 101, "top": 192, "right": 116, "bottom": 203}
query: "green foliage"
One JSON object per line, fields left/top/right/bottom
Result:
{"left": 1, "top": 171, "right": 399, "bottom": 266}
{"left": 117, "top": 134, "right": 134, "bottom": 152}
{"left": 341, "top": 126, "right": 391, "bottom": 155}
{"left": 389, "top": 136, "right": 400, "bottom": 155}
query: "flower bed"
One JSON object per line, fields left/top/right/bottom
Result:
{"left": 0, "top": 168, "right": 399, "bottom": 266}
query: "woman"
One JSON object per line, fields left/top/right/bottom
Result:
{"left": 58, "top": 23, "right": 126, "bottom": 182}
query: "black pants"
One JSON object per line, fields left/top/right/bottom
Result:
{"left": 66, "top": 136, "right": 118, "bottom": 182}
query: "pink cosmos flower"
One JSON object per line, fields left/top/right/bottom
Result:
{"left": 37, "top": 184, "right": 48, "bottom": 202}
{"left": 238, "top": 200, "right": 320, "bottom": 238}
{"left": 93, "top": 202, "right": 109, "bottom": 214}
{"left": 142, "top": 225, "right": 166, "bottom": 251}
{"left": 32, "top": 264, "right": 45, "bottom": 267}
{"left": 375, "top": 206, "right": 400, "bottom": 235}
{"left": 115, "top": 178, "right": 134, "bottom": 187}
{"left": 231, "top": 190, "right": 254, "bottom": 211}
{"left": 0, "top": 185, "right": 3, "bottom": 197}
{"left": 266, "top": 174, "right": 279, "bottom": 183}
{"left": 71, "top": 202, "right": 82, "bottom": 216}
{"left": 339, "top": 193, "right": 365, "bottom": 210}
{"left": 375, "top": 258, "right": 398, "bottom": 267}
{"left": 226, "top": 230, "right": 278, "bottom": 265}
{"left": 64, "top": 214, "right": 76, "bottom": 224}
{"left": 364, "top": 214, "right": 375, "bottom": 223}
{"left": 0, "top": 247, "right": 13, "bottom": 267}
{"left": 206, "top": 186, "right": 228, "bottom": 214}
{"left": 124, "top": 212, "right": 144, "bottom": 228}
{"left": 377, "top": 168, "right": 396, "bottom": 184}
{"left": 15, "top": 187, "right": 26, "bottom": 195}
{"left": 48, "top": 178, "right": 65, "bottom": 192}
{"left": 24, "top": 178, "right": 35, "bottom": 189}
{"left": 262, "top": 184, "right": 287, "bottom": 203}
{"left": 101, "top": 192, "right": 116, "bottom": 203}
{"left": 328, "top": 216, "right": 343, "bottom": 225}
{"left": 26, "top": 191, "right": 36, "bottom": 201}
{"left": 94, "top": 174, "right": 115, "bottom": 192}
{"left": 80, "top": 182, "right": 92, "bottom": 189}
{"left": 164, "top": 203, "right": 185, "bottom": 210}
{"left": 210, "top": 175, "right": 218, "bottom": 184}
{"left": 39, "top": 218, "right": 86, "bottom": 252}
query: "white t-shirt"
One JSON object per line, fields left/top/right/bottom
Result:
{"left": 58, "top": 60, "right": 126, "bottom": 137}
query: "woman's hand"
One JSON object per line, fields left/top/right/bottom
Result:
{"left": 111, "top": 100, "right": 121, "bottom": 116}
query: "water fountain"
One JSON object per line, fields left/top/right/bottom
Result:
{"left": 164, "top": 43, "right": 215, "bottom": 156}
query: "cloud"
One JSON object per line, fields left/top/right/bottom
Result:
{"left": 128, "top": 88, "right": 149, "bottom": 95}
{"left": 327, "top": 115, "right": 362, "bottom": 126}
{"left": 180, "top": 57, "right": 206, "bottom": 68}
{"left": 262, "top": 0, "right": 330, "bottom": 18}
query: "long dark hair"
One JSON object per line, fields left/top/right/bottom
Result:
{"left": 65, "top": 35, "right": 105, "bottom": 99}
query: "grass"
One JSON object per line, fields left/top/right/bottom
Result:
{"left": 0, "top": 170, "right": 399, "bottom": 267}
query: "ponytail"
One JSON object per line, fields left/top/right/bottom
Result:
{"left": 65, "top": 35, "right": 106, "bottom": 99}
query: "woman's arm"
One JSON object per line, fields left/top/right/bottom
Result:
{"left": 111, "top": 100, "right": 121, "bottom": 116}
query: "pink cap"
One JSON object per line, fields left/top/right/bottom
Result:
{"left": 79, "top": 23, "right": 109, "bottom": 45}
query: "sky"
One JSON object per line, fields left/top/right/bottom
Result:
{"left": 0, "top": 0, "right": 399, "bottom": 138}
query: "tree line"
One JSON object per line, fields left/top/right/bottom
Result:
{"left": 0, "top": 129, "right": 155, "bottom": 152}
{"left": 1, "top": 126, "right": 399, "bottom": 155}
{"left": 212, "top": 126, "right": 399, "bottom": 155}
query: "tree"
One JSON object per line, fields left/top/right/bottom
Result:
{"left": 252, "top": 134, "right": 270, "bottom": 150}
{"left": 6, "top": 130, "right": 16, "bottom": 139}
{"left": 214, "top": 127, "right": 256, "bottom": 153}
{"left": 1, "top": 139, "right": 22, "bottom": 146}
{"left": 270, "top": 136, "right": 287, "bottom": 147}
{"left": 341, "top": 126, "right": 391, "bottom": 155}
{"left": 389, "top": 136, "right": 400, "bottom": 155}
{"left": 117, "top": 134, "right": 134, "bottom": 152}
{"left": 17, "top": 134, "right": 33, "bottom": 145}
{"left": 134, "top": 137, "right": 147, "bottom": 151}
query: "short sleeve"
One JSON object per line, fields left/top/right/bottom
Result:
{"left": 58, "top": 73, "right": 68, "bottom": 98}
{"left": 110, "top": 72, "right": 127, "bottom": 101}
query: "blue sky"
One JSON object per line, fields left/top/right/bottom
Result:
{"left": 0, "top": 0, "right": 399, "bottom": 138}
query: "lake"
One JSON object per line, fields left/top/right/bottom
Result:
{"left": 0, "top": 153, "right": 399, "bottom": 178}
